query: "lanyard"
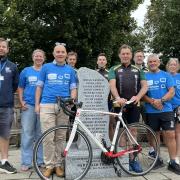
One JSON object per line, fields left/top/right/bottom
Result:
{"left": 0, "top": 61, "right": 7, "bottom": 74}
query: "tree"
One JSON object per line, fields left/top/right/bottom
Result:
{"left": 145, "top": 0, "right": 180, "bottom": 65}
{"left": 0, "top": 0, "right": 145, "bottom": 70}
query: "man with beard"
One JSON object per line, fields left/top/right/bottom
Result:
{"left": 0, "top": 38, "right": 19, "bottom": 174}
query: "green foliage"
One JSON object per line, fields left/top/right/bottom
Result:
{"left": 145, "top": 0, "right": 180, "bottom": 65}
{"left": 0, "top": 0, "right": 145, "bottom": 70}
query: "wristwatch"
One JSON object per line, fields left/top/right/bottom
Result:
{"left": 161, "top": 98, "right": 166, "bottom": 103}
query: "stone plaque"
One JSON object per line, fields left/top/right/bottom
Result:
{"left": 77, "top": 67, "right": 110, "bottom": 149}
{"left": 65, "top": 67, "right": 128, "bottom": 179}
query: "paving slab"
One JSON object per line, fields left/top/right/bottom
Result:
{"left": 0, "top": 147, "right": 179, "bottom": 180}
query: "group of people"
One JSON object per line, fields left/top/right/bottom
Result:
{"left": 0, "top": 37, "right": 180, "bottom": 178}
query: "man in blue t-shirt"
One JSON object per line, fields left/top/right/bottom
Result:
{"left": 18, "top": 49, "right": 45, "bottom": 171}
{"left": 144, "top": 54, "right": 180, "bottom": 174}
{"left": 35, "top": 44, "right": 77, "bottom": 178}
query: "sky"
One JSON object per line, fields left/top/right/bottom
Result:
{"left": 131, "top": 0, "right": 152, "bottom": 61}
{"left": 131, "top": 0, "right": 151, "bottom": 27}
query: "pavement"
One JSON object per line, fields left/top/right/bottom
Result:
{"left": 0, "top": 146, "right": 180, "bottom": 180}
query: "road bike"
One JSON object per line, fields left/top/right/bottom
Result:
{"left": 33, "top": 97, "right": 159, "bottom": 179}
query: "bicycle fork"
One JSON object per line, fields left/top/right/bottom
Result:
{"left": 63, "top": 121, "right": 78, "bottom": 156}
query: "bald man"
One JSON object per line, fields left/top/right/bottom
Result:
{"left": 35, "top": 44, "right": 77, "bottom": 178}
{"left": 143, "top": 54, "right": 180, "bottom": 174}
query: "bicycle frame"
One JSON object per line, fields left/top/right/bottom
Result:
{"left": 64, "top": 107, "right": 141, "bottom": 158}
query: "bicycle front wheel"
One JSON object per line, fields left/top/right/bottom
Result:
{"left": 33, "top": 125, "right": 92, "bottom": 180}
{"left": 115, "top": 123, "right": 159, "bottom": 176}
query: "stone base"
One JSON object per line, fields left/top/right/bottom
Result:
{"left": 65, "top": 146, "right": 128, "bottom": 179}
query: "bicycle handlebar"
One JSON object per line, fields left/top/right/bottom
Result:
{"left": 58, "top": 97, "right": 135, "bottom": 117}
{"left": 113, "top": 100, "right": 134, "bottom": 105}
{"left": 57, "top": 97, "right": 82, "bottom": 117}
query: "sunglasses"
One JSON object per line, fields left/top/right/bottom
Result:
{"left": 55, "top": 42, "right": 66, "bottom": 47}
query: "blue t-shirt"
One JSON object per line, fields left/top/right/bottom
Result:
{"left": 145, "top": 70, "right": 174, "bottom": 113}
{"left": 170, "top": 73, "right": 180, "bottom": 109}
{"left": 37, "top": 62, "right": 77, "bottom": 103}
{"left": 18, "top": 66, "right": 40, "bottom": 105}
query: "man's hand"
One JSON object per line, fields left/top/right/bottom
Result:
{"left": 130, "top": 96, "right": 140, "bottom": 104}
{"left": 116, "top": 98, "right": 127, "bottom": 106}
{"left": 152, "top": 99, "right": 163, "bottom": 110}
{"left": 20, "top": 101, "right": 28, "bottom": 111}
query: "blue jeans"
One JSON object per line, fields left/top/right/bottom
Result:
{"left": 21, "top": 104, "right": 43, "bottom": 167}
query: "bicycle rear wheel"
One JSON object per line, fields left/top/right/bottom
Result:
{"left": 33, "top": 125, "right": 92, "bottom": 180}
{"left": 115, "top": 123, "right": 159, "bottom": 176}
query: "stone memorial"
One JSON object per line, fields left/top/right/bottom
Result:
{"left": 65, "top": 67, "right": 127, "bottom": 179}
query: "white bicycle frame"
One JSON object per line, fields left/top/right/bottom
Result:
{"left": 64, "top": 102, "right": 140, "bottom": 157}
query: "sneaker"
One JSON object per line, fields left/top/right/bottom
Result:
{"left": 168, "top": 161, "right": 180, "bottom": 175}
{"left": 43, "top": 168, "right": 54, "bottom": 178}
{"left": 0, "top": 161, "right": 17, "bottom": 174}
{"left": 148, "top": 151, "right": 156, "bottom": 158}
{"left": 167, "top": 157, "right": 180, "bottom": 165}
{"left": 129, "top": 160, "right": 143, "bottom": 173}
{"left": 153, "top": 158, "right": 165, "bottom": 169}
{"left": 55, "top": 166, "right": 64, "bottom": 177}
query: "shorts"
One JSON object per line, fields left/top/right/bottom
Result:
{"left": 0, "top": 108, "right": 14, "bottom": 139}
{"left": 114, "top": 105, "right": 140, "bottom": 125}
{"left": 146, "top": 112, "right": 175, "bottom": 132}
{"left": 174, "top": 106, "right": 180, "bottom": 123}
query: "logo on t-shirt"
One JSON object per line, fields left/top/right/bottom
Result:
{"left": 5, "top": 67, "right": 12, "bottom": 73}
{"left": 147, "top": 80, "right": 153, "bottom": 86}
{"left": 28, "top": 76, "right": 37, "bottom": 82}
{"left": 64, "top": 74, "right": 70, "bottom": 79}
{"left": 132, "top": 69, "right": 138, "bottom": 73}
{"left": 58, "top": 75, "right": 63, "bottom": 79}
{"left": 118, "top": 69, "right": 123, "bottom": 72}
{"left": 160, "top": 78, "right": 166, "bottom": 83}
{"left": 48, "top": 73, "right": 57, "bottom": 80}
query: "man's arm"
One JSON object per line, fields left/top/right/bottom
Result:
{"left": 18, "top": 87, "right": 28, "bottom": 110}
{"left": 71, "top": 88, "right": 77, "bottom": 100}
{"left": 143, "top": 87, "right": 174, "bottom": 110}
{"left": 35, "top": 86, "right": 42, "bottom": 114}
{"left": 161, "top": 87, "right": 175, "bottom": 102}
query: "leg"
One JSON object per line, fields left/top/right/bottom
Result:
{"left": 0, "top": 138, "right": 9, "bottom": 160}
{"left": 160, "top": 112, "right": 177, "bottom": 160}
{"left": 33, "top": 126, "right": 93, "bottom": 180}
{"left": 21, "top": 104, "right": 36, "bottom": 168}
{"left": 116, "top": 123, "right": 159, "bottom": 175}
{"left": 109, "top": 115, "right": 116, "bottom": 141}
{"left": 175, "top": 123, "right": 180, "bottom": 159}
{"left": 40, "top": 104, "right": 56, "bottom": 169}
{"left": 125, "top": 106, "right": 143, "bottom": 173}
{"left": 161, "top": 112, "right": 180, "bottom": 174}
{"left": 0, "top": 108, "right": 17, "bottom": 174}
{"left": 35, "top": 113, "right": 43, "bottom": 165}
{"left": 0, "top": 108, "right": 13, "bottom": 160}
{"left": 55, "top": 106, "right": 69, "bottom": 168}
{"left": 163, "top": 130, "right": 176, "bottom": 159}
